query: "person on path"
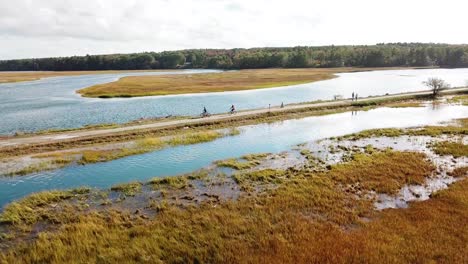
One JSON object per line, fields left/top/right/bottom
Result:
{"left": 281, "top": 102, "right": 284, "bottom": 108}
{"left": 352, "top": 92, "right": 355, "bottom": 101}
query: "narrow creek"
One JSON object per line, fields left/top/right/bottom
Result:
{"left": 0, "top": 103, "right": 466, "bottom": 208}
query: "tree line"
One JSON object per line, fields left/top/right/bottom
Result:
{"left": 1, "top": 43, "right": 468, "bottom": 71}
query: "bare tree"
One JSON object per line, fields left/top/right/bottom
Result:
{"left": 423, "top": 78, "right": 450, "bottom": 97}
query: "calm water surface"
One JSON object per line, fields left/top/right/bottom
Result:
{"left": 0, "top": 104, "right": 466, "bottom": 207}
{"left": 0, "top": 68, "right": 467, "bottom": 134}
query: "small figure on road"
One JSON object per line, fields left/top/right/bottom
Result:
{"left": 352, "top": 92, "right": 355, "bottom": 101}
{"left": 281, "top": 102, "right": 284, "bottom": 108}
{"left": 230, "top": 104, "right": 236, "bottom": 114}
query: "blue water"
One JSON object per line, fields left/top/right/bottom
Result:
{"left": 1, "top": 104, "right": 467, "bottom": 208}
{"left": 1, "top": 68, "right": 467, "bottom": 134}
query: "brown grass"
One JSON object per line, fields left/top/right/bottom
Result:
{"left": 0, "top": 70, "right": 177, "bottom": 84}
{"left": 449, "top": 166, "right": 468, "bottom": 178}
{"left": 78, "top": 68, "right": 345, "bottom": 97}
{"left": 328, "top": 151, "right": 435, "bottom": 194}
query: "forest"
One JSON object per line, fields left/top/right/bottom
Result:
{"left": 1, "top": 43, "right": 468, "bottom": 71}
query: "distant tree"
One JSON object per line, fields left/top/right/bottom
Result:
{"left": 159, "top": 52, "right": 186, "bottom": 68}
{"left": 134, "top": 54, "right": 155, "bottom": 69}
{"left": 423, "top": 78, "right": 450, "bottom": 97}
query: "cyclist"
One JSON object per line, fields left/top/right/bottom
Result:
{"left": 201, "top": 106, "right": 209, "bottom": 117}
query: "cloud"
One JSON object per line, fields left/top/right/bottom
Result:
{"left": 0, "top": 0, "right": 467, "bottom": 59}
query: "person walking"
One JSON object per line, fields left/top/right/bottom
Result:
{"left": 352, "top": 92, "right": 355, "bottom": 101}
{"left": 281, "top": 102, "right": 284, "bottom": 108}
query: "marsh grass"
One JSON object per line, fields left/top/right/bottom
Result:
{"left": 448, "top": 166, "right": 468, "bottom": 178}
{"left": 431, "top": 140, "right": 468, "bottom": 158}
{"left": 149, "top": 176, "right": 189, "bottom": 189}
{"left": 385, "top": 101, "right": 424, "bottom": 108}
{"left": 147, "top": 170, "right": 212, "bottom": 190}
{"left": 341, "top": 120, "right": 468, "bottom": 140}
{"left": 78, "top": 131, "right": 226, "bottom": 164}
{"left": 78, "top": 68, "right": 342, "bottom": 97}
{"left": 328, "top": 151, "right": 435, "bottom": 194}
{"left": 233, "top": 169, "right": 285, "bottom": 185}
{"left": 215, "top": 153, "right": 269, "bottom": 170}
{"left": 3, "top": 150, "right": 467, "bottom": 263}
{"left": 447, "top": 94, "right": 468, "bottom": 105}
{"left": 6, "top": 158, "right": 73, "bottom": 176}
{"left": 0, "top": 188, "right": 90, "bottom": 225}
{"left": 166, "top": 131, "right": 222, "bottom": 146}
{"left": 111, "top": 182, "right": 142, "bottom": 196}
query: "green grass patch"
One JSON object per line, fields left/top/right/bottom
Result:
{"left": 233, "top": 169, "right": 285, "bottom": 184}
{"left": 432, "top": 141, "right": 468, "bottom": 158}
{"left": 111, "top": 182, "right": 142, "bottom": 196}
{"left": 0, "top": 188, "right": 90, "bottom": 225}
{"left": 149, "top": 176, "right": 189, "bottom": 189}
{"left": 447, "top": 94, "right": 468, "bottom": 105}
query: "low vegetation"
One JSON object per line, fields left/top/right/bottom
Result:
{"left": 341, "top": 118, "right": 468, "bottom": 140}
{"left": 385, "top": 101, "right": 423, "bottom": 108}
{"left": 233, "top": 169, "right": 285, "bottom": 185}
{"left": 431, "top": 140, "right": 468, "bottom": 158}
{"left": 0, "top": 188, "right": 90, "bottom": 225}
{"left": 215, "top": 153, "right": 269, "bottom": 170}
{"left": 78, "top": 68, "right": 342, "bottom": 97}
{"left": 449, "top": 166, "right": 468, "bottom": 178}
{"left": 111, "top": 182, "right": 142, "bottom": 196}
{"left": 149, "top": 176, "right": 189, "bottom": 189}
{"left": 1, "top": 148, "right": 467, "bottom": 263}
{"left": 448, "top": 94, "right": 468, "bottom": 105}
{"left": 328, "top": 151, "right": 435, "bottom": 194}
{"left": 5, "top": 159, "right": 71, "bottom": 176}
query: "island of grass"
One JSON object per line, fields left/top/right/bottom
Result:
{"left": 77, "top": 67, "right": 406, "bottom": 98}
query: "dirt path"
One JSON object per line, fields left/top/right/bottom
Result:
{"left": 1, "top": 88, "right": 466, "bottom": 148}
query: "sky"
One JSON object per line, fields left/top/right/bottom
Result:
{"left": 1, "top": 0, "right": 467, "bottom": 60}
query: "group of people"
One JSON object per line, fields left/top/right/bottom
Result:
{"left": 201, "top": 104, "right": 236, "bottom": 117}
{"left": 351, "top": 92, "right": 359, "bottom": 101}
{"left": 202, "top": 102, "right": 285, "bottom": 117}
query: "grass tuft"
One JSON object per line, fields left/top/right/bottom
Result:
{"left": 431, "top": 141, "right": 468, "bottom": 158}
{"left": 111, "top": 182, "right": 142, "bottom": 196}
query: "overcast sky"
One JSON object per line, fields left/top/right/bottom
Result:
{"left": 1, "top": 0, "right": 467, "bottom": 59}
